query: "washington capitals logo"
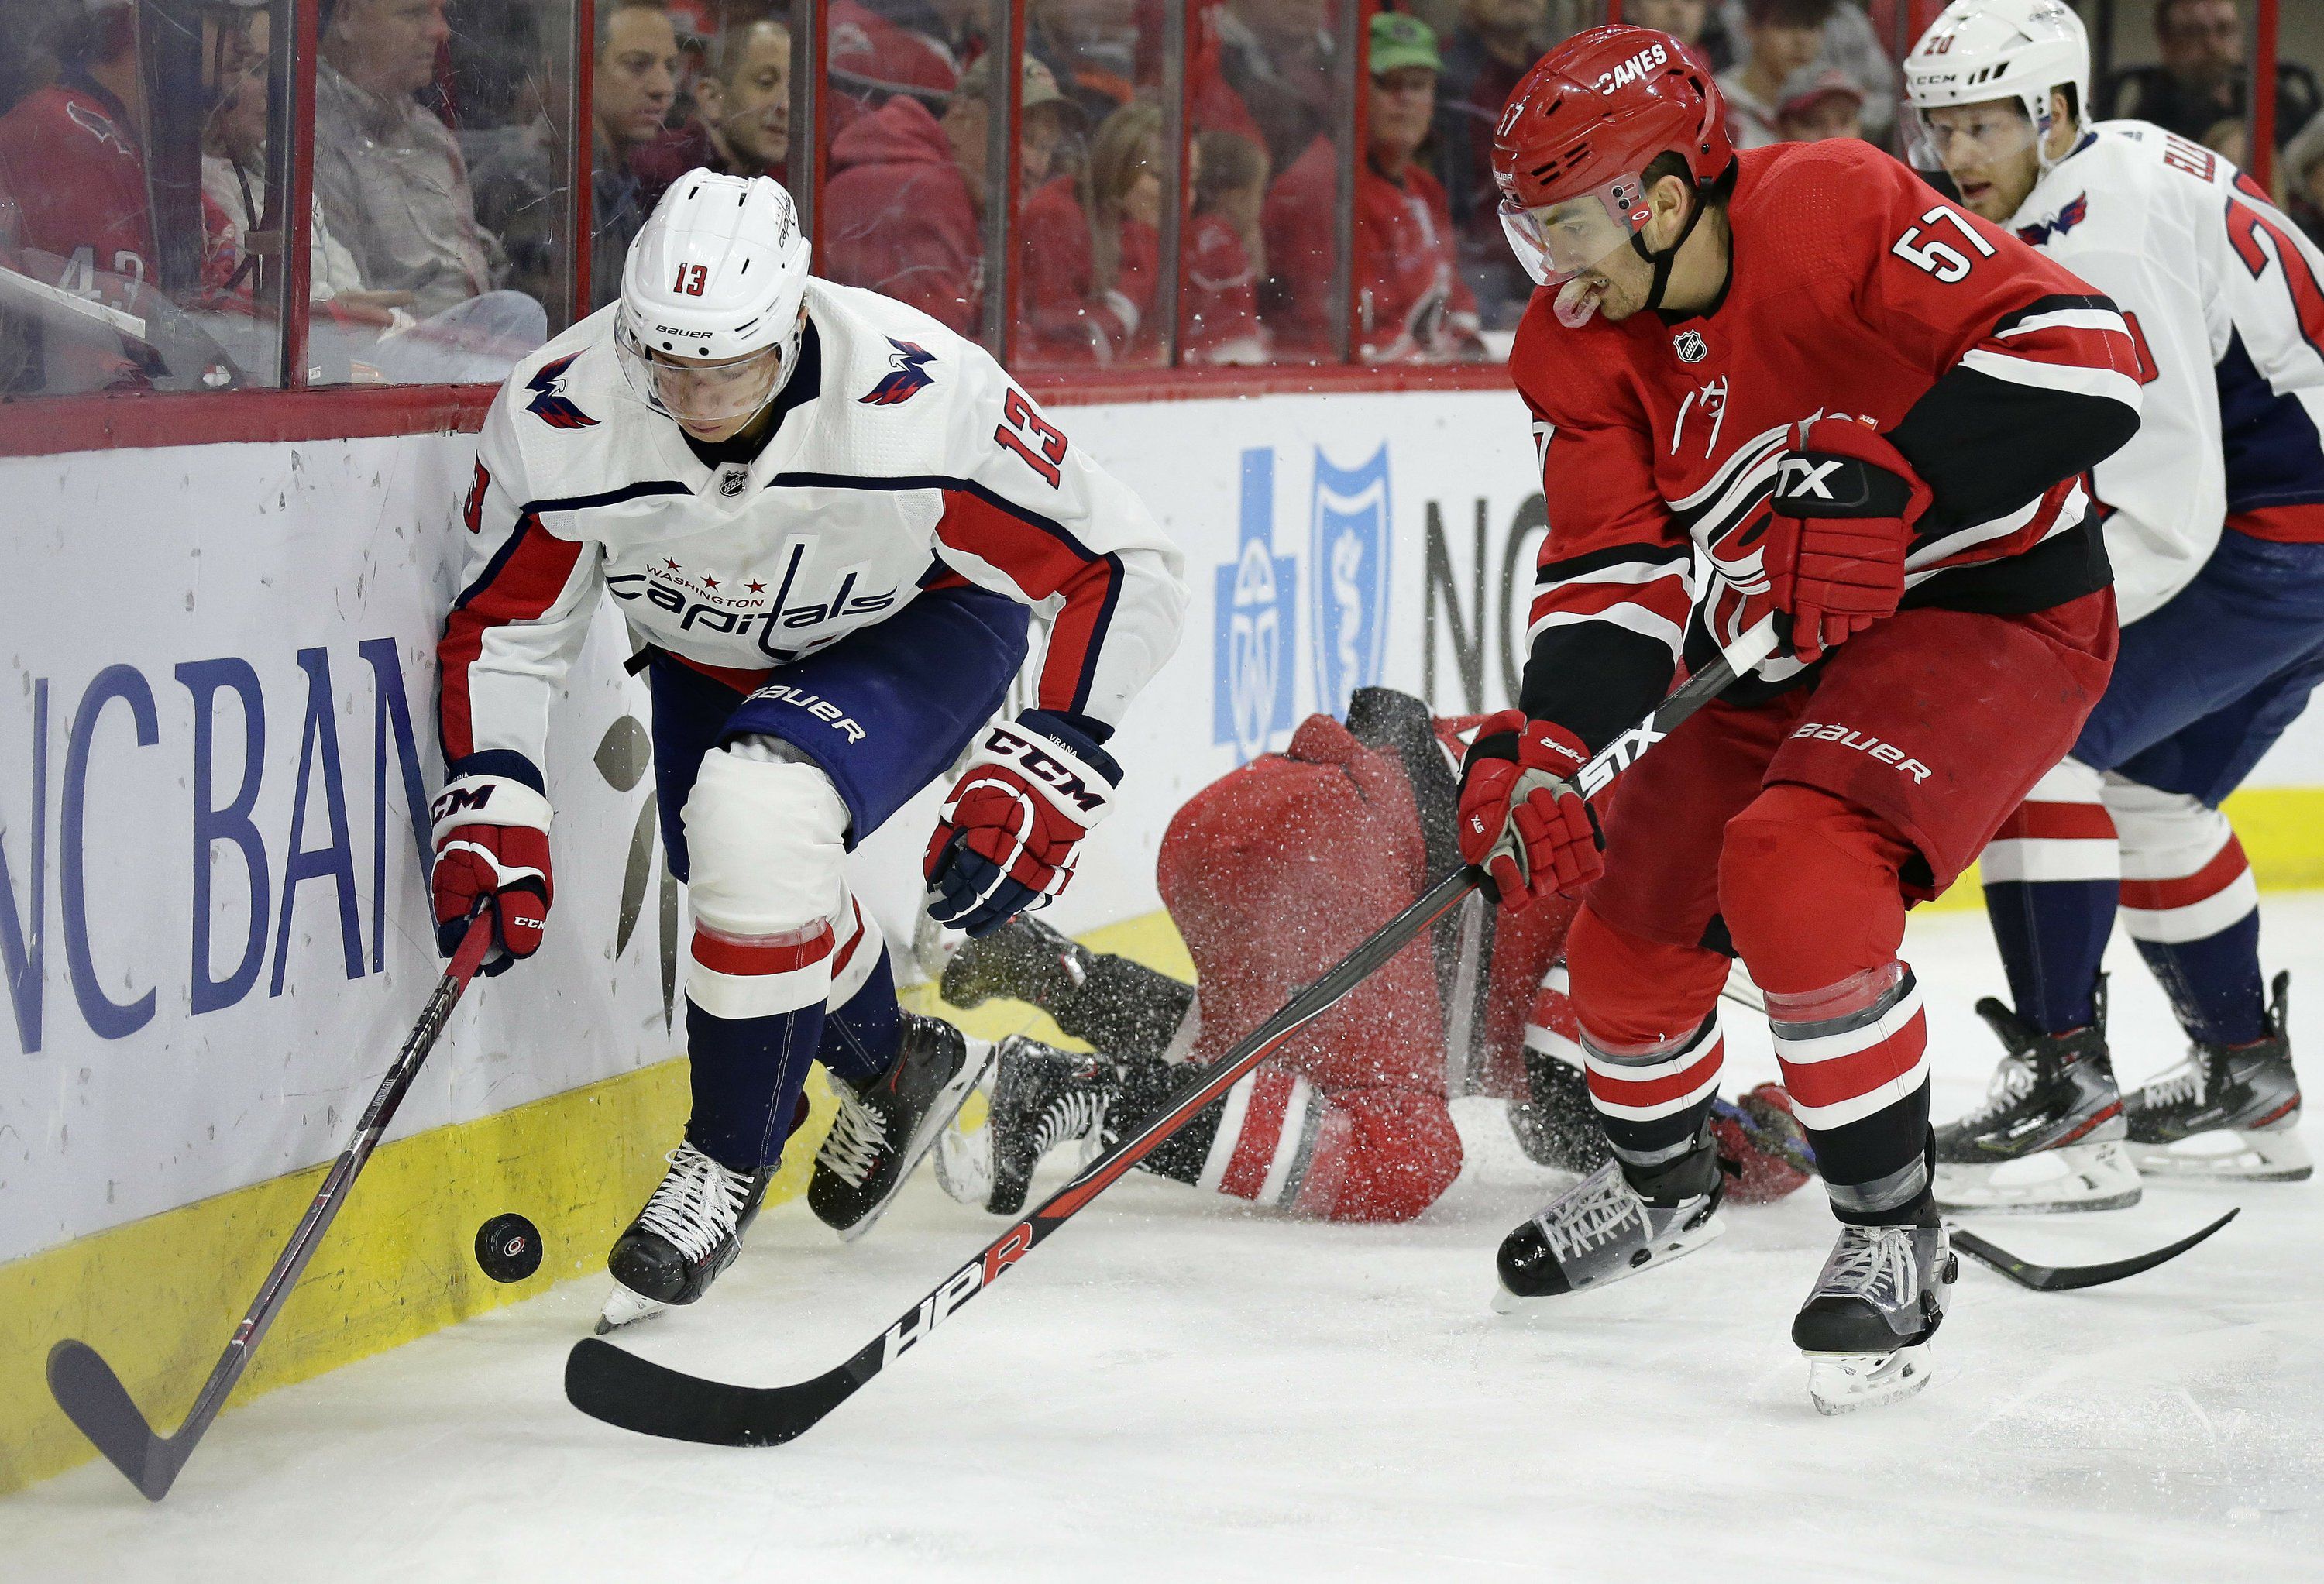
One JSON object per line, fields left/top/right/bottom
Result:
{"left": 860, "top": 338, "right": 937, "bottom": 406}
{"left": 525, "top": 353, "right": 597, "bottom": 429}
{"left": 2016, "top": 193, "right": 2089, "bottom": 246}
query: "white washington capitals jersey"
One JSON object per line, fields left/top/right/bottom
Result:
{"left": 441, "top": 279, "right": 1187, "bottom": 777}
{"left": 2006, "top": 122, "right": 2324, "bottom": 621}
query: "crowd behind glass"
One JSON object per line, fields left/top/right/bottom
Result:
{"left": 0, "top": 0, "right": 2315, "bottom": 396}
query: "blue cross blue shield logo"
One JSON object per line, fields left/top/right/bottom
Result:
{"left": 1213, "top": 448, "right": 1298, "bottom": 764}
{"left": 1309, "top": 443, "right": 1391, "bottom": 718}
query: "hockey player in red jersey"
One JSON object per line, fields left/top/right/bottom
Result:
{"left": 1462, "top": 27, "right": 2142, "bottom": 1410}
{"left": 927, "top": 687, "right": 1813, "bottom": 1223}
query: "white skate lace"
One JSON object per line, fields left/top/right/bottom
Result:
{"left": 1958, "top": 1056, "right": 2037, "bottom": 1127}
{"left": 1031, "top": 1090, "right": 1108, "bottom": 1163}
{"left": 817, "top": 1090, "right": 889, "bottom": 1188}
{"left": 2138, "top": 1056, "right": 2202, "bottom": 1109}
{"left": 637, "top": 1145, "right": 753, "bottom": 1263}
{"left": 1541, "top": 1170, "right": 1646, "bottom": 1264}
{"left": 1815, "top": 1226, "right": 1917, "bottom": 1309}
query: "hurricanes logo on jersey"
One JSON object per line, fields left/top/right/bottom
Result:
{"left": 860, "top": 338, "right": 937, "bottom": 405}
{"left": 2016, "top": 194, "right": 2089, "bottom": 246}
{"left": 524, "top": 353, "right": 597, "bottom": 428}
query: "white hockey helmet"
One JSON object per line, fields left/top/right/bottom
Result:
{"left": 1903, "top": 0, "right": 2089, "bottom": 172}
{"left": 614, "top": 170, "right": 812, "bottom": 429}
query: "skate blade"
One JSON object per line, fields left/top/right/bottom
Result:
{"left": 1489, "top": 1211, "right": 1727, "bottom": 1316}
{"left": 2130, "top": 1129, "right": 2313, "bottom": 1183}
{"left": 1934, "top": 1139, "right": 2143, "bottom": 1215}
{"left": 594, "top": 1282, "right": 669, "bottom": 1335}
{"left": 1807, "top": 1342, "right": 1932, "bottom": 1415}
{"left": 839, "top": 1039, "right": 999, "bottom": 1244}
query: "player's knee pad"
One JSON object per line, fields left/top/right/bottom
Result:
{"left": 1982, "top": 756, "right": 2118, "bottom": 886}
{"left": 2101, "top": 775, "right": 2253, "bottom": 942}
{"left": 1563, "top": 905, "right": 1728, "bottom": 1053}
{"left": 1719, "top": 784, "right": 1911, "bottom": 995}
{"left": 682, "top": 740, "right": 851, "bottom": 1017}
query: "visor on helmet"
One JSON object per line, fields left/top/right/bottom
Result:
{"left": 1904, "top": 98, "right": 2043, "bottom": 180}
{"left": 1497, "top": 174, "right": 1652, "bottom": 288}
{"left": 613, "top": 312, "right": 786, "bottom": 428}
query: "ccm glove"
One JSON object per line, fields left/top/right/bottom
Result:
{"left": 926, "top": 710, "right": 1121, "bottom": 938}
{"left": 1456, "top": 710, "right": 1604, "bottom": 909}
{"left": 1765, "top": 414, "right": 1931, "bottom": 664}
{"left": 430, "top": 773, "right": 553, "bottom": 975}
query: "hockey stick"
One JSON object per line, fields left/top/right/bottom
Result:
{"left": 1950, "top": 1209, "right": 2239, "bottom": 1293}
{"left": 46, "top": 916, "right": 496, "bottom": 1501}
{"left": 562, "top": 619, "right": 1787, "bottom": 1447}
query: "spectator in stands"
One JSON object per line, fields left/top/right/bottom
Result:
{"left": 1213, "top": 0, "right": 1336, "bottom": 177}
{"left": 1019, "top": 96, "right": 1161, "bottom": 364}
{"left": 2101, "top": 0, "right": 2321, "bottom": 158}
{"left": 825, "top": 53, "right": 1074, "bottom": 333}
{"left": 707, "top": 18, "right": 793, "bottom": 181}
{"left": 1029, "top": 0, "right": 1143, "bottom": 128}
{"left": 829, "top": 0, "right": 961, "bottom": 107}
{"left": 1633, "top": 0, "right": 1737, "bottom": 73}
{"left": 1718, "top": 0, "right": 1832, "bottom": 149}
{"left": 316, "top": 0, "right": 498, "bottom": 317}
{"left": 472, "top": 0, "right": 679, "bottom": 312}
{"left": 1775, "top": 63, "right": 1866, "bottom": 143}
{"left": 1263, "top": 12, "right": 1483, "bottom": 363}
{"left": 1186, "top": 127, "right": 1269, "bottom": 362}
{"left": 1434, "top": 0, "right": 1551, "bottom": 331}
{"left": 2285, "top": 108, "right": 2324, "bottom": 243}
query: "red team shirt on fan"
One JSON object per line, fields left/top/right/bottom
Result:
{"left": 1511, "top": 140, "right": 2146, "bottom": 750}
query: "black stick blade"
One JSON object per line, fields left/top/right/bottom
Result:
{"left": 47, "top": 1339, "right": 180, "bottom": 1501}
{"left": 564, "top": 1338, "right": 862, "bottom": 1447}
{"left": 1951, "top": 1208, "right": 2240, "bottom": 1293}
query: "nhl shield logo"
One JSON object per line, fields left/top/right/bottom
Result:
{"left": 718, "top": 467, "right": 749, "bottom": 498}
{"left": 1673, "top": 328, "right": 1707, "bottom": 364}
{"left": 1309, "top": 443, "right": 1391, "bottom": 718}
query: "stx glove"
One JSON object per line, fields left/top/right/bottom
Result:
{"left": 926, "top": 711, "right": 1121, "bottom": 938}
{"left": 1765, "top": 414, "right": 1931, "bottom": 663}
{"left": 430, "top": 773, "right": 554, "bottom": 976}
{"left": 1456, "top": 710, "right": 1604, "bottom": 909}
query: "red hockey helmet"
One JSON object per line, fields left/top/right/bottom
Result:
{"left": 1492, "top": 26, "right": 1733, "bottom": 290}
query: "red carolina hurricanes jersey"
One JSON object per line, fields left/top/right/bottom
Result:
{"left": 1511, "top": 139, "right": 2144, "bottom": 747}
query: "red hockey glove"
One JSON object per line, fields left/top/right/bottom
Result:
{"left": 1710, "top": 1083, "right": 1817, "bottom": 1204}
{"left": 1765, "top": 415, "right": 1931, "bottom": 664}
{"left": 1456, "top": 710, "right": 1604, "bottom": 909}
{"left": 430, "top": 774, "right": 554, "bottom": 976}
{"left": 926, "top": 711, "right": 1121, "bottom": 937}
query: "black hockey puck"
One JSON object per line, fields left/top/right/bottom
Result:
{"left": 474, "top": 1213, "right": 543, "bottom": 1283}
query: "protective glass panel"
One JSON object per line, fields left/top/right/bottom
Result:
{"left": 0, "top": 0, "right": 290, "bottom": 396}
{"left": 1009, "top": 0, "right": 1172, "bottom": 369}
{"left": 309, "top": 0, "right": 563, "bottom": 385}
{"left": 816, "top": 0, "right": 1000, "bottom": 344}
{"left": 2089, "top": 0, "right": 2317, "bottom": 201}
{"left": 1226, "top": 0, "right": 1347, "bottom": 362}
{"left": 1711, "top": 0, "right": 1897, "bottom": 159}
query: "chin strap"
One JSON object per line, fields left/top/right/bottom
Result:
{"left": 1629, "top": 164, "right": 1734, "bottom": 314}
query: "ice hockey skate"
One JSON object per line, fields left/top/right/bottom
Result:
{"left": 598, "top": 1142, "right": 772, "bottom": 1333}
{"left": 937, "top": 1036, "right": 1116, "bottom": 1215}
{"left": 1793, "top": 1219, "right": 1956, "bottom": 1414}
{"left": 1491, "top": 1142, "right": 1726, "bottom": 1315}
{"left": 2126, "top": 971, "right": 2310, "bottom": 1181}
{"left": 809, "top": 1012, "right": 993, "bottom": 1239}
{"left": 1934, "top": 987, "right": 2140, "bottom": 1214}
{"left": 936, "top": 913, "right": 1098, "bottom": 1012}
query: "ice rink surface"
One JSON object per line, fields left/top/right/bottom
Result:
{"left": 11, "top": 902, "right": 2324, "bottom": 1583}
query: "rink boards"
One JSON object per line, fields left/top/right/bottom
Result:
{"left": 2, "top": 386, "right": 2322, "bottom": 1493}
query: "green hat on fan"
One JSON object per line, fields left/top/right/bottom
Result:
{"left": 1370, "top": 12, "right": 1443, "bottom": 76}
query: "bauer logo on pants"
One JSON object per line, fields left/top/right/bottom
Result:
{"left": 1309, "top": 442, "right": 1391, "bottom": 720}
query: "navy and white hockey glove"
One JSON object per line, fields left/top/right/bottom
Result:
{"left": 925, "top": 711, "right": 1120, "bottom": 937}
{"left": 431, "top": 773, "right": 554, "bottom": 976}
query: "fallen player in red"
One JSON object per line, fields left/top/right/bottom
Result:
{"left": 925, "top": 686, "right": 1813, "bottom": 1222}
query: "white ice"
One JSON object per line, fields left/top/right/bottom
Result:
{"left": 10, "top": 900, "right": 2324, "bottom": 1582}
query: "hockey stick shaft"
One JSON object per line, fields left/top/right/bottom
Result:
{"left": 1950, "top": 1209, "right": 2239, "bottom": 1293}
{"left": 565, "top": 619, "right": 1785, "bottom": 1446}
{"left": 48, "top": 916, "right": 495, "bottom": 1500}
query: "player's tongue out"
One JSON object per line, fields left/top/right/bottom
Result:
{"left": 1555, "top": 276, "right": 1607, "bottom": 328}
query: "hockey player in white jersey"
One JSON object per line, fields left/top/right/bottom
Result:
{"left": 428, "top": 172, "right": 1185, "bottom": 1328}
{"left": 1906, "top": 0, "right": 2319, "bottom": 1211}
